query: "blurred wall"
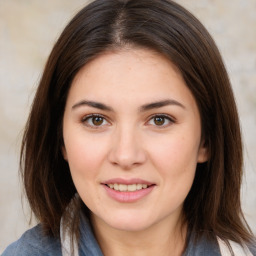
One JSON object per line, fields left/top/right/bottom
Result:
{"left": 0, "top": 0, "right": 255, "bottom": 252}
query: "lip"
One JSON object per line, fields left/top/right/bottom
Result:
{"left": 102, "top": 178, "right": 154, "bottom": 185}
{"left": 101, "top": 178, "right": 156, "bottom": 203}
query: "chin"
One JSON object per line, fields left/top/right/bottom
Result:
{"left": 103, "top": 213, "right": 156, "bottom": 232}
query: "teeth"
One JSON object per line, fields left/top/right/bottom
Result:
{"left": 128, "top": 184, "right": 136, "bottom": 192}
{"left": 119, "top": 184, "right": 127, "bottom": 191}
{"left": 137, "top": 184, "right": 142, "bottom": 190}
{"left": 108, "top": 183, "right": 149, "bottom": 192}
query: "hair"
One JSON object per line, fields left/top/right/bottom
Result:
{"left": 20, "top": 0, "right": 254, "bottom": 250}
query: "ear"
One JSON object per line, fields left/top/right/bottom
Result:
{"left": 197, "top": 141, "right": 209, "bottom": 163}
{"left": 62, "top": 145, "right": 68, "bottom": 161}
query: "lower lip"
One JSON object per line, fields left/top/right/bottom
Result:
{"left": 103, "top": 185, "right": 155, "bottom": 203}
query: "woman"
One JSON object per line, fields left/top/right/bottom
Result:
{"left": 2, "top": 0, "right": 256, "bottom": 255}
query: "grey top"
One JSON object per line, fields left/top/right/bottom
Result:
{"left": 2, "top": 214, "right": 256, "bottom": 255}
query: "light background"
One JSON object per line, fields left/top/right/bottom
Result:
{"left": 0, "top": 0, "right": 255, "bottom": 253}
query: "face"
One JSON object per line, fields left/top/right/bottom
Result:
{"left": 62, "top": 48, "right": 207, "bottom": 233}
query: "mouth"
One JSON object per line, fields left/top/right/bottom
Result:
{"left": 102, "top": 179, "right": 156, "bottom": 203}
{"left": 105, "top": 183, "right": 153, "bottom": 192}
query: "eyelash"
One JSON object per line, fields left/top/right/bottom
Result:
{"left": 81, "top": 114, "right": 175, "bottom": 128}
{"left": 147, "top": 114, "right": 175, "bottom": 128}
{"left": 81, "top": 114, "right": 110, "bottom": 129}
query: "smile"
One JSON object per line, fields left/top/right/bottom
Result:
{"left": 106, "top": 183, "right": 149, "bottom": 192}
{"left": 102, "top": 179, "right": 156, "bottom": 203}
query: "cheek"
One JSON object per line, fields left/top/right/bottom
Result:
{"left": 148, "top": 132, "right": 200, "bottom": 189}
{"left": 64, "top": 133, "right": 108, "bottom": 177}
{"left": 151, "top": 135, "right": 199, "bottom": 166}
{"left": 63, "top": 134, "right": 109, "bottom": 205}
{"left": 150, "top": 136, "right": 199, "bottom": 208}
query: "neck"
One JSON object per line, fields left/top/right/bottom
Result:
{"left": 90, "top": 213, "right": 187, "bottom": 256}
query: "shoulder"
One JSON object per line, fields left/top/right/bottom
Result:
{"left": 248, "top": 243, "right": 256, "bottom": 256}
{"left": 2, "top": 224, "right": 62, "bottom": 256}
{"left": 185, "top": 230, "right": 256, "bottom": 256}
{"left": 184, "top": 231, "right": 221, "bottom": 256}
{"left": 218, "top": 237, "right": 256, "bottom": 256}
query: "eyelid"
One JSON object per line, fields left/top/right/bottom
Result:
{"left": 81, "top": 114, "right": 111, "bottom": 128}
{"left": 146, "top": 114, "right": 176, "bottom": 127}
{"left": 80, "top": 113, "right": 175, "bottom": 129}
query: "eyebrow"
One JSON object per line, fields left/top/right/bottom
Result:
{"left": 72, "top": 100, "right": 114, "bottom": 111}
{"left": 72, "top": 99, "right": 185, "bottom": 112}
{"left": 139, "top": 99, "right": 185, "bottom": 112}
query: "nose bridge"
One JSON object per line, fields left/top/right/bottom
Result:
{"left": 108, "top": 122, "right": 146, "bottom": 169}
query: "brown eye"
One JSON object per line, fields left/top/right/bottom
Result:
{"left": 148, "top": 115, "right": 174, "bottom": 127}
{"left": 154, "top": 116, "right": 165, "bottom": 126}
{"left": 92, "top": 116, "right": 104, "bottom": 126}
{"left": 82, "top": 115, "right": 108, "bottom": 128}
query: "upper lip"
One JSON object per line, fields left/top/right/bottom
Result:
{"left": 102, "top": 178, "right": 155, "bottom": 185}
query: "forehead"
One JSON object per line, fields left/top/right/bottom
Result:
{"left": 67, "top": 48, "right": 196, "bottom": 110}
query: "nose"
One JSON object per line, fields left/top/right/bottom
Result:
{"left": 108, "top": 125, "right": 147, "bottom": 170}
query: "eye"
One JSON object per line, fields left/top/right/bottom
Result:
{"left": 147, "top": 115, "right": 174, "bottom": 127}
{"left": 82, "top": 114, "right": 109, "bottom": 128}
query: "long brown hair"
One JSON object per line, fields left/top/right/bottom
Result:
{"left": 21, "top": 0, "right": 254, "bottom": 248}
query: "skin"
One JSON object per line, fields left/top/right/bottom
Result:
{"left": 62, "top": 48, "right": 208, "bottom": 256}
